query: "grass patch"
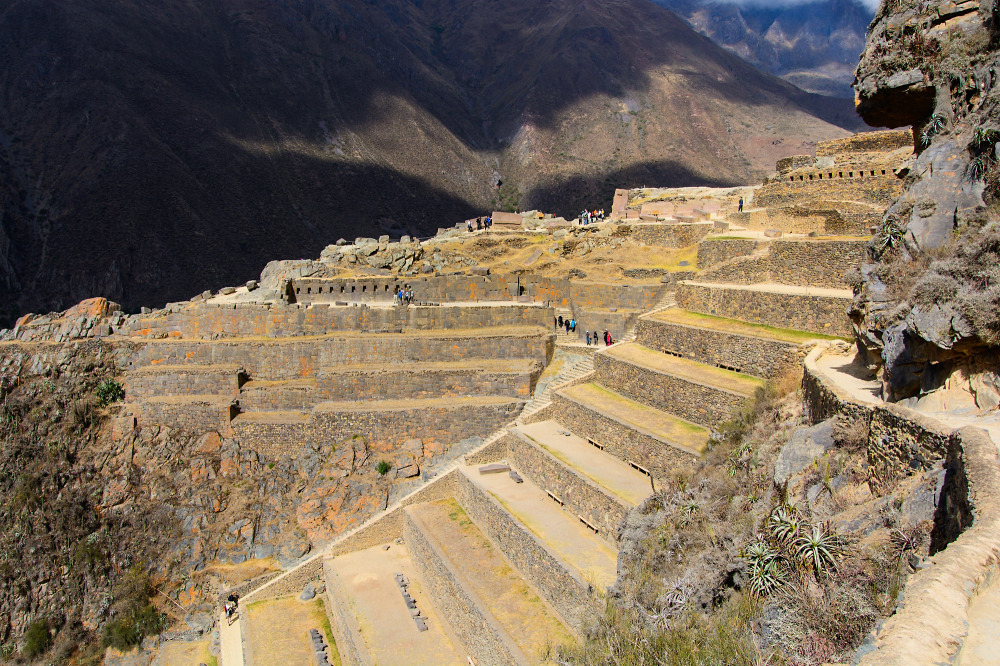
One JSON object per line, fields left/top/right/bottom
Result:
{"left": 653, "top": 309, "right": 850, "bottom": 343}
{"left": 313, "top": 598, "right": 342, "bottom": 666}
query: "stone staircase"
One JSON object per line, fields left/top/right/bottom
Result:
{"left": 517, "top": 353, "right": 594, "bottom": 422}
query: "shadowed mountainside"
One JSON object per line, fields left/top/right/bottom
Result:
{"left": 0, "top": 0, "right": 862, "bottom": 321}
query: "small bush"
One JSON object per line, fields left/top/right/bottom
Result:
{"left": 23, "top": 618, "right": 51, "bottom": 659}
{"left": 95, "top": 379, "right": 125, "bottom": 406}
{"left": 376, "top": 460, "right": 391, "bottom": 476}
{"left": 70, "top": 397, "right": 97, "bottom": 428}
{"left": 833, "top": 416, "right": 871, "bottom": 453}
{"left": 102, "top": 604, "right": 166, "bottom": 651}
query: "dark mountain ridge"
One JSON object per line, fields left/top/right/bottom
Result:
{"left": 0, "top": 0, "right": 860, "bottom": 321}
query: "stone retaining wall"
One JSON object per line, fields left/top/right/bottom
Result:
{"left": 634, "top": 317, "right": 799, "bottom": 378}
{"left": 128, "top": 332, "right": 554, "bottom": 381}
{"left": 619, "top": 222, "right": 715, "bottom": 247}
{"left": 131, "top": 301, "right": 551, "bottom": 339}
{"left": 697, "top": 239, "right": 758, "bottom": 269}
{"left": 453, "top": 471, "right": 601, "bottom": 633}
{"left": 551, "top": 392, "right": 698, "bottom": 480}
{"left": 593, "top": 353, "right": 745, "bottom": 427}
{"left": 323, "top": 562, "right": 374, "bottom": 666}
{"left": 698, "top": 239, "right": 866, "bottom": 288}
{"left": 233, "top": 401, "right": 523, "bottom": 457}
{"left": 676, "top": 282, "right": 852, "bottom": 336}
{"left": 403, "top": 509, "right": 525, "bottom": 666}
{"left": 238, "top": 365, "right": 538, "bottom": 410}
{"left": 505, "top": 432, "right": 631, "bottom": 542}
{"left": 522, "top": 278, "right": 665, "bottom": 311}
{"left": 124, "top": 368, "right": 241, "bottom": 401}
{"left": 572, "top": 309, "right": 639, "bottom": 344}
{"left": 132, "top": 397, "right": 235, "bottom": 437}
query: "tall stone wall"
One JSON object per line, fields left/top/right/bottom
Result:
{"left": 132, "top": 397, "right": 235, "bottom": 437}
{"left": 402, "top": 510, "right": 526, "bottom": 666}
{"left": 124, "top": 368, "right": 241, "bottom": 401}
{"left": 453, "top": 471, "right": 602, "bottom": 633}
{"left": 550, "top": 392, "right": 698, "bottom": 479}
{"left": 697, "top": 239, "right": 759, "bottom": 269}
{"left": 592, "top": 354, "right": 745, "bottom": 427}
{"left": 505, "top": 432, "right": 631, "bottom": 542}
{"left": 618, "top": 223, "right": 715, "bottom": 247}
{"left": 238, "top": 365, "right": 538, "bottom": 410}
{"left": 232, "top": 400, "right": 523, "bottom": 457}
{"left": 755, "top": 173, "right": 903, "bottom": 209}
{"left": 128, "top": 332, "right": 554, "bottom": 381}
{"left": 634, "top": 317, "right": 800, "bottom": 378}
{"left": 572, "top": 309, "right": 639, "bottom": 343}
{"left": 698, "top": 239, "right": 867, "bottom": 288}
{"left": 676, "top": 283, "right": 852, "bottom": 336}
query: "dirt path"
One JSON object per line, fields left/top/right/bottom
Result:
{"left": 218, "top": 610, "right": 244, "bottom": 666}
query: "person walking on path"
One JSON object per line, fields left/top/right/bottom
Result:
{"left": 570, "top": 319, "right": 576, "bottom": 333}
{"left": 586, "top": 331, "right": 591, "bottom": 346}
{"left": 558, "top": 315, "right": 564, "bottom": 329}
{"left": 603, "top": 330, "right": 609, "bottom": 346}
{"left": 554, "top": 316, "right": 558, "bottom": 331}
{"left": 564, "top": 319, "right": 571, "bottom": 334}
{"left": 738, "top": 197, "right": 744, "bottom": 212}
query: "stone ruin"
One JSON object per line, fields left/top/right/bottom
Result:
{"left": 1, "top": 129, "right": 995, "bottom": 665}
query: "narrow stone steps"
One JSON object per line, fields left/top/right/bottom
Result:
{"left": 406, "top": 499, "right": 572, "bottom": 665}
{"left": 324, "top": 543, "right": 468, "bottom": 666}
{"left": 519, "top": 355, "right": 594, "bottom": 420}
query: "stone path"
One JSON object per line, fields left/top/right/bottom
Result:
{"left": 218, "top": 608, "right": 245, "bottom": 666}
{"left": 649, "top": 307, "right": 844, "bottom": 344}
{"left": 514, "top": 421, "right": 653, "bottom": 506}
{"left": 326, "top": 543, "right": 467, "bottom": 666}
{"left": 461, "top": 464, "right": 619, "bottom": 591}
{"left": 955, "top": 569, "right": 1000, "bottom": 666}
{"left": 681, "top": 279, "right": 852, "bottom": 298}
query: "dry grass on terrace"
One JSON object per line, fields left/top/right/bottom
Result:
{"left": 606, "top": 343, "right": 764, "bottom": 394}
{"left": 245, "top": 596, "right": 341, "bottom": 666}
{"left": 652, "top": 308, "right": 850, "bottom": 343}
{"left": 561, "top": 383, "right": 709, "bottom": 453}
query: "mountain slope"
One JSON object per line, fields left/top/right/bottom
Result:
{"left": 651, "top": 0, "right": 874, "bottom": 98}
{"left": 0, "top": 0, "right": 860, "bottom": 320}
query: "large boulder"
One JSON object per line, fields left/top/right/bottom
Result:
{"left": 65, "top": 297, "right": 121, "bottom": 318}
{"left": 258, "top": 260, "right": 332, "bottom": 292}
{"left": 774, "top": 419, "right": 837, "bottom": 486}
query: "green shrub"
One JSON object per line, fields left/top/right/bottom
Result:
{"left": 102, "top": 604, "right": 167, "bottom": 650}
{"left": 23, "top": 618, "right": 51, "bottom": 659}
{"left": 376, "top": 460, "right": 391, "bottom": 476}
{"left": 95, "top": 379, "right": 125, "bottom": 406}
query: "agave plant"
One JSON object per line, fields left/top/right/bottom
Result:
{"left": 741, "top": 537, "right": 778, "bottom": 566}
{"left": 794, "top": 524, "right": 842, "bottom": 574}
{"left": 747, "top": 557, "right": 788, "bottom": 597}
{"left": 971, "top": 126, "right": 1000, "bottom": 153}
{"left": 733, "top": 440, "right": 754, "bottom": 459}
{"left": 890, "top": 526, "right": 924, "bottom": 560}
{"left": 967, "top": 154, "right": 996, "bottom": 182}
{"left": 768, "top": 506, "right": 802, "bottom": 546}
{"left": 920, "top": 113, "right": 947, "bottom": 147}
{"left": 873, "top": 218, "right": 906, "bottom": 258}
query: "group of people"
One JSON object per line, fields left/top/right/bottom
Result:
{"left": 555, "top": 315, "right": 614, "bottom": 346}
{"left": 556, "top": 315, "right": 576, "bottom": 334}
{"left": 467, "top": 216, "right": 494, "bottom": 232}
{"left": 578, "top": 209, "right": 606, "bottom": 225}
{"left": 395, "top": 289, "right": 414, "bottom": 305}
{"left": 223, "top": 593, "right": 239, "bottom": 625}
{"left": 587, "top": 330, "right": 613, "bottom": 346}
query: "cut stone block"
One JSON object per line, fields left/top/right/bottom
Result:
{"left": 764, "top": 228, "right": 783, "bottom": 238}
{"left": 479, "top": 463, "right": 511, "bottom": 475}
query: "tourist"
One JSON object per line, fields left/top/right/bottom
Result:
{"left": 586, "top": 332, "right": 591, "bottom": 346}
{"left": 593, "top": 330, "right": 598, "bottom": 345}
{"left": 603, "top": 330, "right": 609, "bottom": 346}
{"left": 564, "top": 319, "right": 570, "bottom": 334}
{"left": 558, "top": 315, "right": 564, "bottom": 329}
{"left": 476, "top": 218, "right": 482, "bottom": 230}
{"left": 738, "top": 197, "right": 744, "bottom": 212}
{"left": 467, "top": 220, "right": 473, "bottom": 233}
{"left": 554, "top": 316, "right": 558, "bottom": 331}
{"left": 570, "top": 318, "right": 576, "bottom": 333}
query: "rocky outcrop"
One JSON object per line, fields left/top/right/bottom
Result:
{"left": 849, "top": 0, "right": 1000, "bottom": 402}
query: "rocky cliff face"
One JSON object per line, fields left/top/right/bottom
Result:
{"left": 850, "top": 0, "right": 1000, "bottom": 407}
